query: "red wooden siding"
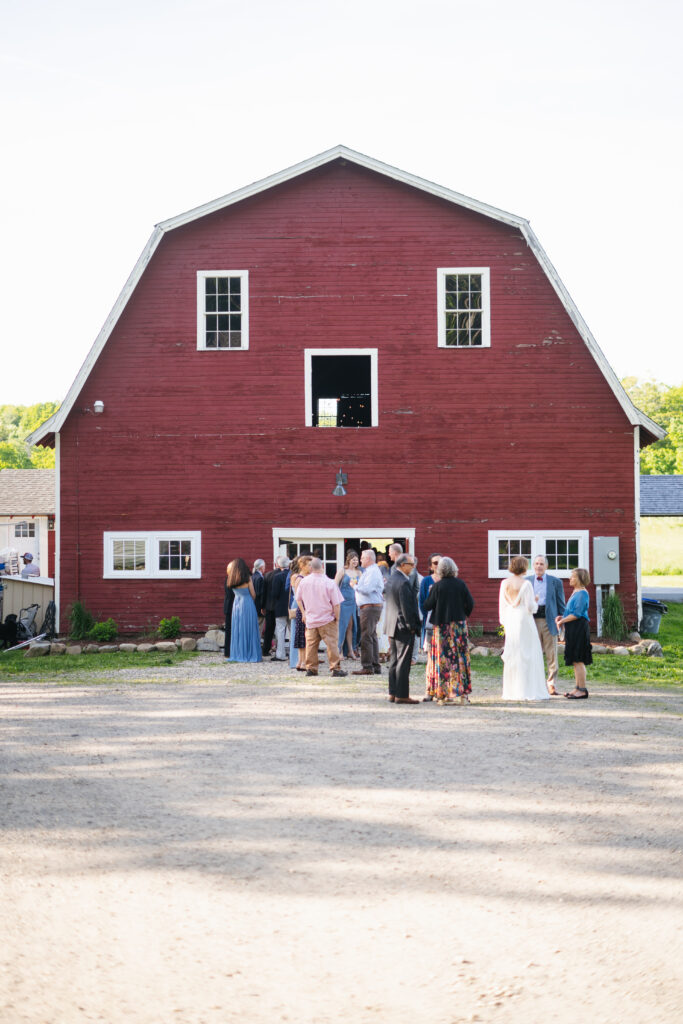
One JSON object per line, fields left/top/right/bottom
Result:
{"left": 58, "top": 160, "right": 638, "bottom": 632}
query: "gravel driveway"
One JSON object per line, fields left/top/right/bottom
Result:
{"left": 1, "top": 655, "right": 682, "bottom": 1023}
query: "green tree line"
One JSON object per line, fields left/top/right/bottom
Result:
{"left": 0, "top": 403, "right": 59, "bottom": 469}
{"left": 622, "top": 377, "right": 683, "bottom": 474}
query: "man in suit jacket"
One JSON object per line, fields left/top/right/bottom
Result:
{"left": 528, "top": 555, "right": 566, "bottom": 695}
{"left": 384, "top": 554, "right": 422, "bottom": 704}
{"left": 261, "top": 556, "right": 290, "bottom": 658}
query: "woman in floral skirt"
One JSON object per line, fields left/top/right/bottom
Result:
{"left": 422, "top": 557, "right": 474, "bottom": 704}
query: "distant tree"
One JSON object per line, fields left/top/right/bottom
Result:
{"left": 0, "top": 401, "right": 60, "bottom": 470}
{"left": 622, "top": 377, "right": 683, "bottom": 474}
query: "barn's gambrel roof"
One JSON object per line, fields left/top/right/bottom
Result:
{"left": 28, "top": 144, "right": 665, "bottom": 447}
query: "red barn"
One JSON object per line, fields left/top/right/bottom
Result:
{"left": 29, "top": 146, "right": 663, "bottom": 634}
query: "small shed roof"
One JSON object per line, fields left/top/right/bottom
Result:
{"left": 640, "top": 475, "right": 683, "bottom": 516}
{"left": 0, "top": 469, "right": 56, "bottom": 515}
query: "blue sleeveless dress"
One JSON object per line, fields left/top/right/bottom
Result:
{"left": 228, "top": 587, "right": 262, "bottom": 663}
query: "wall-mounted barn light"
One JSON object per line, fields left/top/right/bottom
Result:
{"left": 332, "top": 468, "right": 348, "bottom": 497}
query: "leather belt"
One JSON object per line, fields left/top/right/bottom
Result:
{"left": 534, "top": 605, "right": 546, "bottom": 618}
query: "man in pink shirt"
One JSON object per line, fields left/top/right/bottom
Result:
{"left": 295, "top": 557, "right": 348, "bottom": 677}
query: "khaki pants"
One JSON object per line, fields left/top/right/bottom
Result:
{"left": 305, "top": 619, "right": 341, "bottom": 673}
{"left": 534, "top": 617, "right": 559, "bottom": 686}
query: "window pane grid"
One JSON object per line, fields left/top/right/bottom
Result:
{"left": 113, "top": 539, "right": 146, "bottom": 572}
{"left": 158, "top": 539, "right": 192, "bottom": 572}
{"left": 204, "top": 276, "right": 242, "bottom": 349}
{"left": 14, "top": 522, "right": 36, "bottom": 537}
{"left": 497, "top": 538, "right": 532, "bottom": 571}
{"left": 444, "top": 273, "right": 484, "bottom": 346}
{"left": 545, "top": 538, "right": 580, "bottom": 571}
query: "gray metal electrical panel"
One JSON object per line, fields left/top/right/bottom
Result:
{"left": 593, "top": 536, "right": 620, "bottom": 585}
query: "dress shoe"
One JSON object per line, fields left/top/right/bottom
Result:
{"left": 388, "top": 695, "right": 396, "bottom": 702}
{"left": 305, "top": 670, "right": 318, "bottom": 677}
{"left": 395, "top": 697, "right": 420, "bottom": 704}
{"left": 352, "top": 669, "right": 374, "bottom": 675}
{"left": 331, "top": 669, "right": 347, "bottom": 677}
{"left": 373, "top": 667, "right": 382, "bottom": 675}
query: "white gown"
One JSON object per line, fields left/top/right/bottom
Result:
{"left": 499, "top": 579, "right": 549, "bottom": 701}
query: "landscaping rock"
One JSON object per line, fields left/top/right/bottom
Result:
{"left": 630, "top": 643, "right": 649, "bottom": 655}
{"left": 591, "top": 644, "right": 609, "bottom": 655}
{"left": 204, "top": 629, "right": 225, "bottom": 646}
{"left": 118, "top": 643, "right": 137, "bottom": 653}
{"left": 627, "top": 631, "right": 641, "bottom": 643}
{"left": 196, "top": 639, "right": 221, "bottom": 652}
{"left": 98, "top": 645, "right": 119, "bottom": 653}
{"left": 25, "top": 643, "right": 50, "bottom": 657}
{"left": 206, "top": 624, "right": 221, "bottom": 631}
{"left": 65, "top": 645, "right": 82, "bottom": 656}
{"left": 647, "top": 642, "right": 664, "bottom": 658}
{"left": 156, "top": 641, "right": 177, "bottom": 653}
{"left": 613, "top": 646, "right": 631, "bottom": 656}
{"left": 83, "top": 644, "right": 100, "bottom": 654}
{"left": 137, "top": 643, "right": 157, "bottom": 653}
{"left": 470, "top": 646, "right": 489, "bottom": 656}
{"left": 50, "top": 643, "right": 67, "bottom": 655}
{"left": 180, "top": 637, "right": 197, "bottom": 652}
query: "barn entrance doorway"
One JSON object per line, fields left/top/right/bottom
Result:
{"left": 273, "top": 528, "right": 415, "bottom": 579}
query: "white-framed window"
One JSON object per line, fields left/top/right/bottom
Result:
{"left": 103, "top": 531, "right": 202, "bottom": 579}
{"left": 197, "top": 271, "right": 249, "bottom": 350}
{"left": 304, "top": 349, "right": 379, "bottom": 427}
{"left": 437, "top": 268, "right": 490, "bottom": 348}
{"left": 487, "top": 530, "right": 589, "bottom": 579}
{"left": 14, "top": 522, "right": 36, "bottom": 538}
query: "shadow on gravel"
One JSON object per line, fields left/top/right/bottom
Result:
{"left": 2, "top": 681, "right": 682, "bottom": 908}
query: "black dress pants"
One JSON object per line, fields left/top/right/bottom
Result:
{"left": 262, "top": 611, "right": 276, "bottom": 655}
{"left": 388, "top": 632, "right": 414, "bottom": 699}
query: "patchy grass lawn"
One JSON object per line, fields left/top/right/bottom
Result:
{"left": 641, "top": 516, "right": 683, "bottom": 575}
{"left": 470, "top": 602, "right": 683, "bottom": 690}
{"left": 0, "top": 648, "right": 198, "bottom": 681}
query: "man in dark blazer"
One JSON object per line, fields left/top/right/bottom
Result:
{"left": 384, "top": 553, "right": 422, "bottom": 704}
{"left": 261, "top": 555, "right": 290, "bottom": 659}
{"left": 527, "top": 555, "right": 566, "bottom": 695}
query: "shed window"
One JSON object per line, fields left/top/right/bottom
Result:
{"left": 437, "top": 268, "right": 491, "bottom": 348}
{"left": 197, "top": 271, "right": 249, "bottom": 350}
{"left": 14, "top": 522, "right": 36, "bottom": 538}
{"left": 304, "top": 349, "right": 378, "bottom": 428}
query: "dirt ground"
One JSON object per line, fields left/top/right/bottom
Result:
{"left": 1, "top": 656, "right": 682, "bottom": 1024}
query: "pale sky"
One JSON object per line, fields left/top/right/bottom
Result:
{"left": 2, "top": 0, "right": 681, "bottom": 406}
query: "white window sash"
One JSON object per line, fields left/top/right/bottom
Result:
{"left": 104, "top": 531, "right": 202, "bottom": 579}
{"left": 196, "top": 270, "right": 249, "bottom": 351}
{"left": 437, "top": 267, "right": 491, "bottom": 348}
{"left": 487, "top": 530, "right": 589, "bottom": 579}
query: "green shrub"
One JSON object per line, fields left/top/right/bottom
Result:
{"left": 469, "top": 621, "right": 484, "bottom": 639}
{"left": 158, "top": 616, "right": 181, "bottom": 639}
{"left": 89, "top": 618, "right": 118, "bottom": 642}
{"left": 69, "top": 601, "right": 94, "bottom": 640}
{"left": 601, "top": 591, "right": 628, "bottom": 641}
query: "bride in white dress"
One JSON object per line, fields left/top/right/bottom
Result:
{"left": 499, "top": 556, "right": 549, "bottom": 701}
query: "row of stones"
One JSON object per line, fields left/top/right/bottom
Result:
{"left": 470, "top": 638, "right": 664, "bottom": 658}
{"left": 24, "top": 638, "right": 198, "bottom": 657}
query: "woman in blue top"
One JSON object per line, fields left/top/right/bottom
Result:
{"left": 556, "top": 567, "right": 592, "bottom": 699}
{"left": 419, "top": 552, "right": 442, "bottom": 652}
{"left": 226, "top": 558, "right": 262, "bottom": 663}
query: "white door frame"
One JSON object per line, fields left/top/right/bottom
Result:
{"left": 273, "top": 527, "right": 416, "bottom": 566}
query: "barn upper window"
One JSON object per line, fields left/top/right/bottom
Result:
{"left": 304, "top": 349, "right": 379, "bottom": 427}
{"left": 197, "top": 271, "right": 249, "bottom": 350}
{"left": 437, "top": 268, "right": 491, "bottom": 348}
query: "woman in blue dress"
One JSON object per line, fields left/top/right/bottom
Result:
{"left": 418, "top": 552, "right": 442, "bottom": 652}
{"left": 335, "top": 550, "right": 361, "bottom": 659}
{"left": 556, "top": 567, "right": 592, "bottom": 699}
{"left": 226, "top": 558, "right": 262, "bottom": 663}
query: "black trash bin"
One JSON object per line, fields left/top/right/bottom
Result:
{"left": 641, "top": 599, "right": 668, "bottom": 635}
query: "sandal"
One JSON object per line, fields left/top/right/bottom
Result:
{"left": 565, "top": 688, "right": 589, "bottom": 699}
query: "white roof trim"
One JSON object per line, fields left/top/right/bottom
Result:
{"left": 27, "top": 144, "right": 665, "bottom": 445}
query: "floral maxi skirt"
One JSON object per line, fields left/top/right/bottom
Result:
{"left": 426, "top": 620, "right": 472, "bottom": 699}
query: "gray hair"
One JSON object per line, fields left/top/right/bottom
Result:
{"left": 388, "top": 543, "right": 403, "bottom": 557}
{"left": 253, "top": 558, "right": 265, "bottom": 573}
{"left": 309, "top": 556, "right": 324, "bottom": 572}
{"left": 362, "top": 549, "right": 376, "bottom": 562}
{"left": 437, "top": 556, "right": 458, "bottom": 578}
{"left": 396, "top": 553, "right": 415, "bottom": 568}
{"left": 533, "top": 554, "right": 549, "bottom": 566}
{"left": 276, "top": 554, "right": 290, "bottom": 569}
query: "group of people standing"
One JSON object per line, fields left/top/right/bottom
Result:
{"left": 222, "top": 545, "right": 593, "bottom": 704}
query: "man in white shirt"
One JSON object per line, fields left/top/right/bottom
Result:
{"left": 352, "top": 549, "right": 385, "bottom": 676}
